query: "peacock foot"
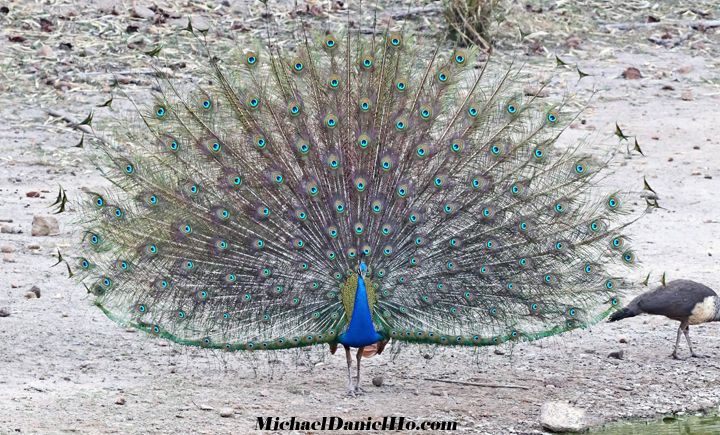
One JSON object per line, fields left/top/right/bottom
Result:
{"left": 353, "top": 385, "right": 366, "bottom": 395}
{"left": 670, "top": 352, "right": 683, "bottom": 360}
{"left": 691, "top": 353, "right": 708, "bottom": 358}
{"left": 346, "top": 388, "right": 356, "bottom": 397}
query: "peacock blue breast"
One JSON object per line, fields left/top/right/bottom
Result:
{"left": 339, "top": 272, "right": 383, "bottom": 348}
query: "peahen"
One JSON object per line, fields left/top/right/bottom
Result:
{"left": 609, "top": 280, "right": 719, "bottom": 359}
{"left": 75, "top": 24, "right": 638, "bottom": 395}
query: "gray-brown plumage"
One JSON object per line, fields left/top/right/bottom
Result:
{"left": 609, "top": 280, "right": 720, "bottom": 359}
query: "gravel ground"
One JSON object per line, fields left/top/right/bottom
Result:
{"left": 1, "top": 1, "right": 719, "bottom": 433}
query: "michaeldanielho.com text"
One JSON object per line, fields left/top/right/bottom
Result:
{"left": 256, "top": 416, "right": 458, "bottom": 431}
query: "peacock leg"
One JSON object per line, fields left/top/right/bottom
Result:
{"left": 683, "top": 325, "right": 704, "bottom": 358}
{"left": 344, "top": 345, "right": 355, "bottom": 396}
{"left": 354, "top": 347, "right": 365, "bottom": 394}
{"left": 671, "top": 322, "right": 685, "bottom": 359}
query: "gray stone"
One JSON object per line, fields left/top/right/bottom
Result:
{"left": 372, "top": 376, "right": 383, "bottom": 387}
{"left": 31, "top": 216, "right": 59, "bottom": 236}
{"left": 219, "top": 408, "right": 234, "bottom": 418}
{"left": 540, "top": 401, "right": 588, "bottom": 433}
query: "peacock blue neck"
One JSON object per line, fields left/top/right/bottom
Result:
{"left": 338, "top": 273, "right": 383, "bottom": 348}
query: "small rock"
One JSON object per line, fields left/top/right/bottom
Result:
{"left": 621, "top": 67, "right": 642, "bottom": 80}
{"left": 29, "top": 286, "right": 41, "bottom": 298}
{"left": 198, "top": 404, "right": 214, "bottom": 411}
{"left": 704, "top": 175, "right": 713, "bottom": 180}
{"left": 61, "top": 312, "right": 69, "bottom": 318}
{"left": 11, "top": 283, "right": 18, "bottom": 288}
{"left": 132, "top": 5, "right": 155, "bottom": 19}
{"left": 693, "top": 145, "right": 701, "bottom": 150}
{"left": 115, "top": 397, "right": 126, "bottom": 405}
{"left": 1, "top": 245, "right": 14, "bottom": 253}
{"left": 372, "top": 376, "right": 383, "bottom": 387}
{"left": 608, "top": 350, "right": 624, "bottom": 360}
{"left": 619, "top": 337, "right": 628, "bottom": 344}
{"left": 31, "top": 216, "right": 60, "bottom": 236}
{"left": 0, "top": 308, "right": 10, "bottom": 317}
{"left": 26, "top": 191, "right": 41, "bottom": 198}
{"left": 430, "top": 389, "right": 444, "bottom": 397}
{"left": 219, "top": 408, "right": 234, "bottom": 418}
{"left": 681, "top": 90, "right": 694, "bottom": 101}
{"left": 1, "top": 225, "right": 21, "bottom": 234}
{"left": 494, "top": 348, "right": 505, "bottom": 355}
{"left": 3, "top": 254, "right": 16, "bottom": 263}
{"left": 24, "top": 291, "right": 37, "bottom": 299}
{"left": 27, "top": 244, "right": 40, "bottom": 250}
{"left": 540, "top": 401, "right": 588, "bottom": 433}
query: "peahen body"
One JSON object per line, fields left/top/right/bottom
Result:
{"left": 76, "top": 25, "right": 637, "bottom": 395}
{"left": 609, "top": 280, "right": 720, "bottom": 359}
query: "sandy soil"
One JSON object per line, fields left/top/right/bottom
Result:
{"left": 1, "top": 1, "right": 720, "bottom": 434}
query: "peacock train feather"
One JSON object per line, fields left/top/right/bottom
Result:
{"left": 75, "top": 23, "right": 638, "bottom": 393}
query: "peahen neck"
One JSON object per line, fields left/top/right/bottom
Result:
{"left": 338, "top": 274, "right": 383, "bottom": 348}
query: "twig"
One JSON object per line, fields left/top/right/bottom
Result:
{"left": 45, "top": 108, "right": 112, "bottom": 147}
{"left": 391, "top": 5, "right": 443, "bottom": 20}
{"left": 603, "top": 19, "right": 720, "bottom": 31}
{"left": 423, "top": 377, "right": 530, "bottom": 390}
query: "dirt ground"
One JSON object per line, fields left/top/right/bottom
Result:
{"left": 1, "top": 1, "right": 719, "bottom": 434}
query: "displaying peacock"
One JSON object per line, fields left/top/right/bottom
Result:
{"left": 74, "top": 20, "right": 639, "bottom": 396}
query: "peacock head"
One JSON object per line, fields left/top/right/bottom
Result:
{"left": 358, "top": 258, "right": 368, "bottom": 278}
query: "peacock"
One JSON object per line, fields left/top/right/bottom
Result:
{"left": 74, "top": 21, "right": 639, "bottom": 396}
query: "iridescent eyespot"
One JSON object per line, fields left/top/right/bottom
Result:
{"left": 328, "top": 77, "right": 340, "bottom": 89}
{"left": 292, "top": 59, "right": 304, "bottom": 72}
{"left": 554, "top": 203, "right": 564, "bottom": 213}
{"left": 358, "top": 135, "right": 370, "bottom": 148}
{"left": 491, "top": 145, "right": 501, "bottom": 155}
{"left": 155, "top": 105, "right": 167, "bottom": 119}
{"left": 254, "top": 135, "right": 267, "bottom": 149}
{"left": 467, "top": 106, "right": 478, "bottom": 117}
{"left": 201, "top": 99, "right": 212, "bottom": 110}
{"left": 248, "top": 97, "right": 260, "bottom": 108}
{"left": 395, "top": 79, "right": 407, "bottom": 91}
{"left": 437, "top": 70, "right": 448, "bottom": 83}
{"left": 534, "top": 148, "right": 544, "bottom": 159}
{"left": 507, "top": 103, "right": 517, "bottom": 114}
{"left": 607, "top": 196, "right": 619, "bottom": 209}
{"left": 454, "top": 52, "right": 466, "bottom": 64}
{"left": 575, "top": 164, "right": 585, "bottom": 173}
{"left": 361, "top": 56, "right": 373, "bottom": 68}
{"left": 623, "top": 251, "right": 635, "bottom": 263}
{"left": 388, "top": 34, "right": 402, "bottom": 47}
{"left": 296, "top": 139, "right": 311, "bottom": 154}
{"left": 124, "top": 164, "right": 134, "bottom": 174}
{"left": 245, "top": 51, "right": 258, "bottom": 66}
{"left": 324, "top": 114, "right": 338, "bottom": 129}
{"left": 395, "top": 118, "right": 406, "bottom": 130}
{"left": 289, "top": 102, "right": 301, "bottom": 116}
{"left": 169, "top": 140, "right": 179, "bottom": 151}
{"left": 324, "top": 34, "right": 337, "bottom": 49}
{"left": 547, "top": 112, "right": 558, "bottom": 123}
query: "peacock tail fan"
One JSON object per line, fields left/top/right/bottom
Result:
{"left": 75, "top": 25, "right": 640, "bottom": 353}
